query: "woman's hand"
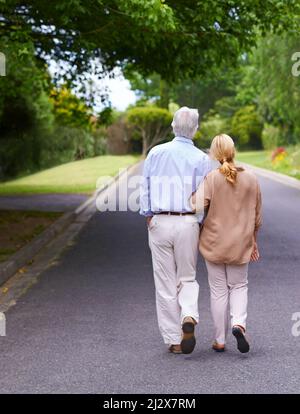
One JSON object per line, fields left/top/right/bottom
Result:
{"left": 146, "top": 216, "right": 153, "bottom": 227}
{"left": 250, "top": 241, "right": 260, "bottom": 262}
{"left": 190, "top": 192, "right": 197, "bottom": 212}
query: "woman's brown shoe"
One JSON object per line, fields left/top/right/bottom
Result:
{"left": 168, "top": 344, "right": 182, "bottom": 354}
{"left": 212, "top": 341, "right": 225, "bottom": 352}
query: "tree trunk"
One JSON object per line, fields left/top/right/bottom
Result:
{"left": 142, "top": 133, "right": 148, "bottom": 157}
{"left": 159, "top": 79, "right": 170, "bottom": 109}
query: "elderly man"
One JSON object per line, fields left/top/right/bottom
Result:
{"left": 140, "top": 106, "right": 211, "bottom": 354}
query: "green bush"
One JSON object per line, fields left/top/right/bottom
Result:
{"left": 290, "top": 146, "right": 300, "bottom": 172}
{"left": 92, "top": 127, "right": 107, "bottom": 156}
{"left": 214, "top": 96, "right": 240, "bottom": 119}
{"left": 261, "top": 124, "right": 281, "bottom": 149}
{"left": 0, "top": 37, "right": 55, "bottom": 179}
{"left": 40, "top": 125, "right": 94, "bottom": 169}
{"left": 231, "top": 105, "right": 263, "bottom": 149}
{"left": 195, "top": 112, "right": 230, "bottom": 149}
{"left": 50, "top": 86, "right": 92, "bottom": 130}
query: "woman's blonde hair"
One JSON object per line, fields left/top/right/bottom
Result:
{"left": 210, "top": 134, "right": 243, "bottom": 184}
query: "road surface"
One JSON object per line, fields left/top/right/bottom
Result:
{"left": 0, "top": 194, "right": 88, "bottom": 212}
{"left": 0, "top": 167, "right": 299, "bottom": 393}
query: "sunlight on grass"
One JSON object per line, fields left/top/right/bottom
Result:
{"left": 0, "top": 155, "right": 140, "bottom": 195}
{"left": 236, "top": 150, "right": 271, "bottom": 168}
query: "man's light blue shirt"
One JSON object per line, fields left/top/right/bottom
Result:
{"left": 140, "top": 136, "right": 212, "bottom": 218}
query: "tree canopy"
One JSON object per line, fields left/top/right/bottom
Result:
{"left": 1, "top": 1, "right": 300, "bottom": 179}
{"left": 2, "top": 0, "right": 300, "bottom": 85}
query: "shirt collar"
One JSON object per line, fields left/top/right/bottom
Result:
{"left": 173, "top": 136, "right": 194, "bottom": 145}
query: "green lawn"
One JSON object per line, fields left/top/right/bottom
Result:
{"left": 0, "top": 155, "right": 140, "bottom": 195}
{"left": 237, "top": 149, "right": 300, "bottom": 180}
{"left": 236, "top": 150, "right": 271, "bottom": 168}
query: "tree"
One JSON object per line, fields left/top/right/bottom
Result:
{"left": 125, "top": 62, "right": 242, "bottom": 114}
{"left": 123, "top": 69, "right": 161, "bottom": 104}
{"left": 2, "top": 0, "right": 299, "bottom": 90}
{"left": 126, "top": 107, "right": 172, "bottom": 155}
{"left": 0, "top": 35, "right": 54, "bottom": 178}
{"left": 171, "top": 67, "right": 241, "bottom": 119}
{"left": 195, "top": 112, "right": 230, "bottom": 150}
{"left": 234, "top": 33, "right": 300, "bottom": 146}
{"left": 50, "top": 86, "right": 92, "bottom": 130}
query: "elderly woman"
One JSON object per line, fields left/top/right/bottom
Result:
{"left": 191, "top": 134, "right": 262, "bottom": 353}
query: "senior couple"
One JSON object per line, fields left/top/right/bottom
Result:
{"left": 140, "top": 106, "right": 262, "bottom": 355}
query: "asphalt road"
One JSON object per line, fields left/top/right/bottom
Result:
{"left": 0, "top": 194, "right": 88, "bottom": 212}
{"left": 0, "top": 169, "right": 300, "bottom": 394}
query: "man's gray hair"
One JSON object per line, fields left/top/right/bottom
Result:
{"left": 171, "top": 106, "right": 199, "bottom": 139}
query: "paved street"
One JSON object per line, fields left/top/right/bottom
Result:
{"left": 0, "top": 194, "right": 89, "bottom": 212}
{"left": 0, "top": 168, "right": 300, "bottom": 393}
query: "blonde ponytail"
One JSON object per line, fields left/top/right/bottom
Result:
{"left": 210, "top": 134, "right": 243, "bottom": 185}
{"left": 219, "top": 159, "right": 238, "bottom": 184}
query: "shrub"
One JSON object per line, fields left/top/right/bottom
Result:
{"left": 262, "top": 124, "right": 281, "bottom": 150}
{"left": 50, "top": 86, "right": 92, "bottom": 130}
{"left": 92, "top": 127, "right": 107, "bottom": 156}
{"left": 291, "top": 146, "right": 300, "bottom": 170}
{"left": 40, "top": 125, "right": 94, "bottom": 169}
{"left": 231, "top": 105, "right": 263, "bottom": 149}
{"left": 195, "top": 112, "right": 230, "bottom": 150}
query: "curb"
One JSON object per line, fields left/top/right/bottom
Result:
{"left": 0, "top": 162, "right": 140, "bottom": 287}
{"left": 240, "top": 163, "right": 300, "bottom": 190}
{"left": 0, "top": 212, "right": 75, "bottom": 286}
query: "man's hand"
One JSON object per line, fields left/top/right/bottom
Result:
{"left": 250, "top": 241, "right": 260, "bottom": 262}
{"left": 146, "top": 216, "right": 153, "bottom": 227}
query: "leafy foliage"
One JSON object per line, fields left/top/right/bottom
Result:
{"left": 0, "top": 35, "right": 54, "bottom": 178}
{"left": 231, "top": 105, "right": 263, "bottom": 149}
{"left": 240, "top": 34, "right": 300, "bottom": 146}
{"left": 195, "top": 113, "right": 229, "bottom": 149}
{"left": 2, "top": 1, "right": 300, "bottom": 178}
{"left": 50, "top": 86, "right": 92, "bottom": 130}
{"left": 2, "top": 0, "right": 300, "bottom": 87}
{"left": 261, "top": 124, "right": 282, "bottom": 150}
{"left": 171, "top": 68, "right": 241, "bottom": 119}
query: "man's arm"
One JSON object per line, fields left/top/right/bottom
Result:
{"left": 140, "top": 154, "right": 153, "bottom": 221}
{"left": 193, "top": 153, "right": 213, "bottom": 194}
{"left": 190, "top": 175, "right": 211, "bottom": 214}
{"left": 203, "top": 153, "right": 214, "bottom": 177}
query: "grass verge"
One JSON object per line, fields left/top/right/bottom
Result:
{"left": 237, "top": 148, "right": 300, "bottom": 180}
{"left": 0, "top": 155, "right": 140, "bottom": 195}
{"left": 0, "top": 210, "right": 62, "bottom": 262}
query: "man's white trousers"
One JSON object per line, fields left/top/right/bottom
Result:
{"left": 148, "top": 214, "right": 199, "bottom": 345}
